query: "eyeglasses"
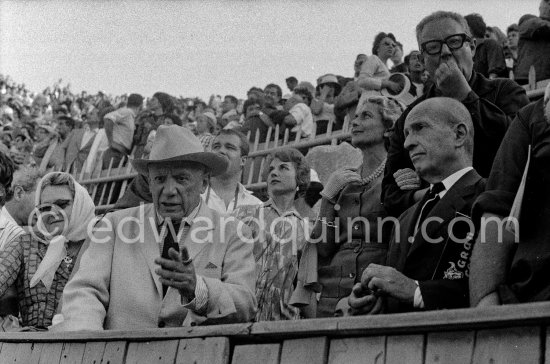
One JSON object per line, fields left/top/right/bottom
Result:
{"left": 37, "top": 199, "right": 72, "bottom": 213}
{"left": 420, "top": 33, "right": 472, "bottom": 55}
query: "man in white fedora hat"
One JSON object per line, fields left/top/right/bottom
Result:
{"left": 56, "top": 125, "right": 257, "bottom": 330}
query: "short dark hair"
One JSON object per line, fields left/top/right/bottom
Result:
{"left": 224, "top": 95, "right": 238, "bottom": 106}
{"left": 243, "top": 98, "right": 265, "bottom": 117}
{"left": 264, "top": 84, "right": 283, "bottom": 98}
{"left": 507, "top": 23, "right": 518, "bottom": 34}
{"left": 263, "top": 148, "right": 310, "bottom": 195}
{"left": 127, "top": 93, "right": 144, "bottom": 108}
{"left": 465, "top": 13, "right": 486, "bottom": 38}
{"left": 0, "top": 151, "right": 15, "bottom": 205}
{"left": 286, "top": 76, "right": 298, "bottom": 84}
{"left": 293, "top": 87, "right": 313, "bottom": 106}
{"left": 57, "top": 115, "right": 75, "bottom": 130}
{"left": 372, "top": 32, "right": 397, "bottom": 56}
{"left": 217, "top": 129, "right": 250, "bottom": 157}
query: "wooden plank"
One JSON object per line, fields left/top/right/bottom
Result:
{"left": 0, "top": 342, "right": 34, "bottom": 363}
{"left": 472, "top": 326, "right": 540, "bottom": 364}
{"left": 101, "top": 341, "right": 126, "bottom": 364}
{"left": 175, "top": 337, "right": 229, "bottom": 364}
{"left": 425, "top": 331, "right": 474, "bottom": 364}
{"left": 328, "top": 336, "right": 385, "bottom": 364}
{"left": 81, "top": 341, "right": 106, "bottom": 364}
{"left": 232, "top": 344, "right": 280, "bottom": 364}
{"left": 59, "top": 342, "right": 86, "bottom": 364}
{"left": 280, "top": 337, "right": 328, "bottom": 364}
{"left": 126, "top": 340, "right": 179, "bottom": 364}
{"left": 385, "top": 335, "right": 424, "bottom": 364}
{"left": 38, "top": 342, "right": 64, "bottom": 363}
{"left": 28, "top": 343, "right": 44, "bottom": 364}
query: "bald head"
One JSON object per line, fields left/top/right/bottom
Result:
{"left": 404, "top": 97, "right": 474, "bottom": 182}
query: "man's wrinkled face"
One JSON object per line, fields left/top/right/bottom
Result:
{"left": 403, "top": 107, "right": 456, "bottom": 181}
{"left": 149, "top": 163, "right": 208, "bottom": 221}
{"left": 419, "top": 18, "right": 475, "bottom": 81}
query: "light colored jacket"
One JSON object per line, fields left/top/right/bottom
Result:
{"left": 56, "top": 202, "right": 256, "bottom": 330}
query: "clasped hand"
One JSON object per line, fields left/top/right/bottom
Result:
{"left": 155, "top": 246, "right": 196, "bottom": 301}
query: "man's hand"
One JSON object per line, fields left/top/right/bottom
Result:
{"left": 382, "top": 80, "right": 403, "bottom": 94}
{"left": 434, "top": 60, "right": 471, "bottom": 101}
{"left": 155, "top": 246, "right": 196, "bottom": 301}
{"left": 348, "top": 283, "right": 384, "bottom": 315}
{"left": 362, "top": 264, "right": 417, "bottom": 304}
{"left": 393, "top": 168, "right": 421, "bottom": 191}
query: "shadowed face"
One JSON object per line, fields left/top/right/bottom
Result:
{"left": 38, "top": 185, "right": 73, "bottom": 237}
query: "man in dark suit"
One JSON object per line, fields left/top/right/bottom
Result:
{"left": 348, "top": 97, "right": 485, "bottom": 314}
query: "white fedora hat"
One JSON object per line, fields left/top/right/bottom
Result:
{"left": 132, "top": 125, "right": 228, "bottom": 176}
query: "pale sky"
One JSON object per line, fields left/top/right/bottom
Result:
{"left": 0, "top": 0, "right": 539, "bottom": 100}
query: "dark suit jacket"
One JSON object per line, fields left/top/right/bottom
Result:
{"left": 386, "top": 169, "right": 485, "bottom": 312}
{"left": 62, "top": 129, "right": 96, "bottom": 172}
{"left": 382, "top": 72, "right": 528, "bottom": 217}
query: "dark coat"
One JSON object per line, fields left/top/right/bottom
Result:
{"left": 382, "top": 72, "right": 528, "bottom": 217}
{"left": 386, "top": 169, "right": 485, "bottom": 312}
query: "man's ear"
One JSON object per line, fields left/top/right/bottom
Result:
{"left": 201, "top": 173, "right": 210, "bottom": 194}
{"left": 455, "top": 123, "right": 468, "bottom": 147}
{"left": 13, "top": 186, "right": 24, "bottom": 201}
{"left": 470, "top": 37, "right": 477, "bottom": 58}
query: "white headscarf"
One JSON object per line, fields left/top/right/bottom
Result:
{"left": 29, "top": 172, "right": 95, "bottom": 291}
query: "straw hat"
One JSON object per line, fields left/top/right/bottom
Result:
{"left": 316, "top": 74, "right": 342, "bottom": 96}
{"left": 132, "top": 125, "right": 228, "bottom": 176}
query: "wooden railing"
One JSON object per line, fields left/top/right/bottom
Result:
{"left": 1, "top": 302, "right": 550, "bottom": 363}
{"left": 66, "top": 85, "right": 546, "bottom": 214}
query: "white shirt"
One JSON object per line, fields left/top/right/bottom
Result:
{"left": 289, "top": 103, "right": 314, "bottom": 138}
{"left": 0, "top": 207, "right": 24, "bottom": 251}
{"left": 201, "top": 183, "right": 262, "bottom": 215}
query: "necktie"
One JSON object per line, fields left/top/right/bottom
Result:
{"left": 414, "top": 182, "right": 446, "bottom": 235}
{"left": 161, "top": 222, "right": 181, "bottom": 296}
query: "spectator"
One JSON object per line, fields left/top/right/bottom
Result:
{"left": 0, "top": 172, "right": 95, "bottom": 330}
{"left": 0, "top": 151, "right": 20, "bottom": 251}
{"left": 239, "top": 97, "right": 273, "bottom": 143}
{"left": 33, "top": 125, "right": 63, "bottom": 171}
{"left": 465, "top": 13, "right": 507, "bottom": 79}
{"left": 196, "top": 111, "right": 217, "bottom": 151}
{"left": 404, "top": 50, "right": 429, "bottom": 98}
{"left": 470, "top": 85, "right": 550, "bottom": 307}
{"left": 220, "top": 95, "right": 240, "bottom": 128}
{"left": 506, "top": 24, "right": 519, "bottom": 76}
{"left": 296, "top": 95, "right": 402, "bottom": 318}
{"left": 515, "top": 1, "right": 550, "bottom": 84}
{"left": 383, "top": 11, "right": 529, "bottom": 218}
{"left": 60, "top": 115, "right": 97, "bottom": 172}
{"left": 333, "top": 55, "right": 368, "bottom": 130}
{"left": 283, "top": 87, "right": 314, "bottom": 140}
{"left": 102, "top": 93, "right": 143, "bottom": 169}
{"left": 56, "top": 126, "right": 256, "bottom": 330}
{"left": 3, "top": 166, "right": 44, "bottom": 229}
{"left": 234, "top": 148, "right": 310, "bottom": 321}
{"left": 349, "top": 97, "right": 484, "bottom": 314}
{"left": 311, "top": 74, "right": 340, "bottom": 135}
{"left": 390, "top": 42, "right": 408, "bottom": 73}
{"left": 357, "top": 32, "right": 401, "bottom": 94}
{"left": 286, "top": 76, "right": 298, "bottom": 93}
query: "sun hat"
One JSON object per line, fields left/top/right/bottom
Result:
{"left": 316, "top": 74, "right": 342, "bottom": 96}
{"left": 132, "top": 125, "right": 228, "bottom": 176}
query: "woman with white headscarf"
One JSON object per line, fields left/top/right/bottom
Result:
{"left": 0, "top": 172, "right": 95, "bottom": 330}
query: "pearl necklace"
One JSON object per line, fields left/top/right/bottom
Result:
{"left": 360, "top": 158, "right": 387, "bottom": 186}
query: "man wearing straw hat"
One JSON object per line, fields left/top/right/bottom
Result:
{"left": 57, "top": 125, "right": 257, "bottom": 330}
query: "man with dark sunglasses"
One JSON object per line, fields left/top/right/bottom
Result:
{"left": 382, "top": 11, "right": 529, "bottom": 218}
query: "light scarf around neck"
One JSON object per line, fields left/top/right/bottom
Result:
{"left": 29, "top": 172, "right": 96, "bottom": 291}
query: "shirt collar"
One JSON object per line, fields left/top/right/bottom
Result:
{"left": 263, "top": 198, "right": 302, "bottom": 219}
{"left": 434, "top": 167, "right": 473, "bottom": 198}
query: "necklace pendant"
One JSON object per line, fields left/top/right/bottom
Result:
{"left": 64, "top": 256, "right": 73, "bottom": 265}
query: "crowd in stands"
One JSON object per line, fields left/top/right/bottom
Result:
{"left": 0, "top": 3, "right": 549, "bottom": 332}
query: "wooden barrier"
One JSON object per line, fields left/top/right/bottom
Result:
{"left": 1, "top": 301, "right": 550, "bottom": 363}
